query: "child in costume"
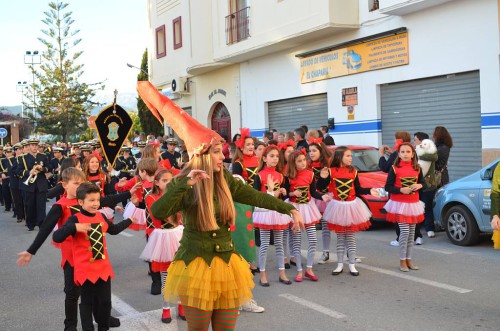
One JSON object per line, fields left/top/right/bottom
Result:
{"left": 307, "top": 138, "right": 333, "bottom": 265}
{"left": 140, "top": 168, "right": 185, "bottom": 323}
{"left": 53, "top": 182, "right": 137, "bottom": 331}
{"left": 285, "top": 149, "right": 330, "bottom": 282}
{"left": 137, "top": 81, "right": 304, "bottom": 330}
{"left": 384, "top": 143, "right": 426, "bottom": 271}
{"left": 323, "top": 146, "right": 379, "bottom": 276}
{"left": 253, "top": 145, "right": 293, "bottom": 286}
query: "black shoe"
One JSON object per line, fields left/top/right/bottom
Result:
{"left": 259, "top": 280, "right": 270, "bottom": 287}
{"left": 17, "top": 219, "right": 22, "bottom": 223}
{"left": 5, "top": 208, "right": 10, "bottom": 212}
{"left": 151, "top": 281, "right": 161, "bottom": 295}
{"left": 290, "top": 260, "right": 297, "bottom": 266}
{"left": 332, "top": 269, "right": 343, "bottom": 276}
{"left": 284, "top": 262, "right": 290, "bottom": 269}
{"left": 109, "top": 315, "right": 120, "bottom": 327}
{"left": 350, "top": 271, "right": 359, "bottom": 276}
{"left": 12, "top": 213, "right": 17, "bottom": 218}
{"left": 250, "top": 268, "right": 260, "bottom": 275}
{"left": 279, "top": 277, "right": 292, "bottom": 285}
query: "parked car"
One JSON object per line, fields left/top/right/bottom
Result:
{"left": 327, "top": 146, "right": 388, "bottom": 222}
{"left": 433, "top": 158, "right": 499, "bottom": 246}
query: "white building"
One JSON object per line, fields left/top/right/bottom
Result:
{"left": 146, "top": 0, "right": 500, "bottom": 181}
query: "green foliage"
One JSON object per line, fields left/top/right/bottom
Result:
{"left": 27, "top": 1, "right": 105, "bottom": 142}
{"left": 128, "top": 111, "right": 142, "bottom": 139}
{"left": 137, "top": 49, "right": 164, "bottom": 136}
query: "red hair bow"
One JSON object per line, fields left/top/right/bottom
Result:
{"left": 308, "top": 137, "right": 323, "bottom": 145}
{"left": 278, "top": 139, "right": 295, "bottom": 151}
{"left": 294, "top": 149, "right": 307, "bottom": 156}
{"left": 393, "top": 139, "right": 403, "bottom": 151}
{"left": 150, "top": 141, "right": 160, "bottom": 147}
{"left": 235, "top": 128, "right": 251, "bottom": 149}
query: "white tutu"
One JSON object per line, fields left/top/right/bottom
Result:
{"left": 313, "top": 193, "right": 332, "bottom": 213}
{"left": 123, "top": 201, "right": 146, "bottom": 225}
{"left": 140, "top": 225, "right": 184, "bottom": 262}
{"left": 288, "top": 200, "right": 321, "bottom": 227}
{"left": 253, "top": 210, "right": 292, "bottom": 230}
{"left": 323, "top": 198, "right": 372, "bottom": 232}
{"left": 384, "top": 199, "right": 425, "bottom": 224}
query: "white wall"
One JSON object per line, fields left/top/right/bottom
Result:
{"left": 240, "top": 0, "right": 500, "bottom": 147}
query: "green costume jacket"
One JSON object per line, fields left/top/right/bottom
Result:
{"left": 151, "top": 170, "right": 295, "bottom": 266}
{"left": 490, "top": 163, "right": 500, "bottom": 220}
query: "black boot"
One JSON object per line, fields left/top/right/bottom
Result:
{"left": 109, "top": 315, "right": 120, "bottom": 328}
{"left": 151, "top": 271, "right": 162, "bottom": 295}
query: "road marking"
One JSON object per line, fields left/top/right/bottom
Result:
{"left": 111, "top": 294, "right": 180, "bottom": 330}
{"left": 415, "top": 246, "right": 454, "bottom": 255}
{"left": 119, "top": 231, "right": 133, "bottom": 237}
{"left": 279, "top": 293, "right": 347, "bottom": 319}
{"left": 355, "top": 264, "right": 472, "bottom": 294}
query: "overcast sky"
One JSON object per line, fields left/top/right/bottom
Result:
{"left": 0, "top": 0, "right": 149, "bottom": 107}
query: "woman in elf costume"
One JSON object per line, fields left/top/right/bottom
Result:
{"left": 490, "top": 162, "right": 500, "bottom": 248}
{"left": 137, "top": 81, "right": 304, "bottom": 331}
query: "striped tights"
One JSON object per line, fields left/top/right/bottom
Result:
{"left": 336, "top": 232, "right": 357, "bottom": 264}
{"left": 183, "top": 306, "right": 239, "bottom": 331}
{"left": 258, "top": 229, "right": 285, "bottom": 271}
{"left": 398, "top": 223, "right": 416, "bottom": 260}
{"left": 321, "top": 218, "right": 331, "bottom": 252}
{"left": 283, "top": 226, "right": 294, "bottom": 260}
{"left": 160, "top": 271, "right": 169, "bottom": 309}
{"left": 292, "top": 226, "right": 317, "bottom": 270}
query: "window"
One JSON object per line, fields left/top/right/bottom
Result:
{"left": 173, "top": 17, "right": 182, "bottom": 49}
{"left": 156, "top": 25, "right": 166, "bottom": 58}
{"left": 369, "top": 0, "right": 379, "bottom": 12}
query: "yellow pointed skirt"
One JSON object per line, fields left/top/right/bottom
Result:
{"left": 163, "top": 253, "right": 254, "bottom": 311}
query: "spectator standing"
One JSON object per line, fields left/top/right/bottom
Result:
{"left": 433, "top": 126, "right": 453, "bottom": 187}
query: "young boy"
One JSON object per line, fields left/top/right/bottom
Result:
{"left": 53, "top": 182, "right": 137, "bottom": 331}
{"left": 17, "top": 167, "right": 136, "bottom": 330}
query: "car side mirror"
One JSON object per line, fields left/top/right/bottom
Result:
{"left": 481, "top": 168, "right": 493, "bottom": 180}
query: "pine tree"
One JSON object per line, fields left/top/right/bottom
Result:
{"left": 137, "top": 49, "right": 164, "bottom": 136}
{"left": 27, "top": 2, "right": 104, "bottom": 142}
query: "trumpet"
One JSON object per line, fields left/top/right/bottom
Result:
{"left": 24, "top": 162, "right": 43, "bottom": 185}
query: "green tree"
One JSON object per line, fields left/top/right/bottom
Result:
{"left": 27, "top": 2, "right": 104, "bottom": 142}
{"left": 137, "top": 49, "right": 164, "bottom": 136}
{"left": 128, "top": 111, "right": 142, "bottom": 140}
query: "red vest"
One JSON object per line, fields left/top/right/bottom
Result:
{"left": 236, "top": 154, "right": 259, "bottom": 186}
{"left": 54, "top": 197, "right": 80, "bottom": 268}
{"left": 88, "top": 172, "right": 106, "bottom": 197}
{"left": 330, "top": 167, "right": 358, "bottom": 202}
{"left": 257, "top": 166, "right": 283, "bottom": 193}
{"left": 310, "top": 161, "right": 329, "bottom": 193}
{"left": 289, "top": 169, "right": 314, "bottom": 204}
{"left": 72, "top": 212, "right": 114, "bottom": 286}
{"left": 390, "top": 162, "right": 421, "bottom": 203}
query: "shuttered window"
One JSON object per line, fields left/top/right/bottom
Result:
{"left": 381, "top": 71, "right": 481, "bottom": 182}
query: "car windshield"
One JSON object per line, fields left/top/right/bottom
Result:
{"left": 352, "top": 149, "right": 380, "bottom": 172}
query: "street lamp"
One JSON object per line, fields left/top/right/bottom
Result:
{"left": 126, "top": 63, "right": 149, "bottom": 79}
{"left": 24, "top": 50, "right": 41, "bottom": 135}
{"left": 16, "top": 81, "right": 28, "bottom": 118}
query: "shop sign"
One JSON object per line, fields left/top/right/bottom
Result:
{"left": 342, "top": 87, "right": 358, "bottom": 106}
{"left": 300, "top": 32, "right": 409, "bottom": 83}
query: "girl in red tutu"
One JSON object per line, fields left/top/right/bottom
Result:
{"left": 253, "top": 145, "right": 293, "bottom": 286}
{"left": 285, "top": 150, "right": 330, "bottom": 282}
{"left": 384, "top": 143, "right": 425, "bottom": 272}
{"left": 323, "top": 147, "right": 379, "bottom": 276}
{"left": 140, "top": 168, "right": 185, "bottom": 323}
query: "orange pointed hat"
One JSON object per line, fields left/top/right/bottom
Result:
{"left": 137, "top": 81, "right": 223, "bottom": 157}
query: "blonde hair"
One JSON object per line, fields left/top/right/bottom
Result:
{"left": 179, "top": 149, "right": 235, "bottom": 231}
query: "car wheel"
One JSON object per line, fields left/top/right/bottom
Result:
{"left": 444, "top": 205, "right": 480, "bottom": 246}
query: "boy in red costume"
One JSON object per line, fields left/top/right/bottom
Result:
{"left": 53, "top": 183, "right": 137, "bottom": 331}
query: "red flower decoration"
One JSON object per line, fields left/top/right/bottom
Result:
{"left": 308, "top": 136, "right": 323, "bottom": 145}
{"left": 278, "top": 139, "right": 295, "bottom": 151}
{"left": 235, "top": 128, "right": 251, "bottom": 149}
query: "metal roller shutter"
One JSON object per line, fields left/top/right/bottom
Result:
{"left": 381, "top": 71, "right": 481, "bottom": 182}
{"left": 268, "top": 94, "right": 328, "bottom": 133}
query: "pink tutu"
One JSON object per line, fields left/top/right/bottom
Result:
{"left": 288, "top": 201, "right": 321, "bottom": 227}
{"left": 123, "top": 202, "right": 146, "bottom": 231}
{"left": 313, "top": 193, "right": 332, "bottom": 214}
{"left": 140, "top": 225, "right": 184, "bottom": 262}
{"left": 253, "top": 210, "right": 292, "bottom": 230}
{"left": 323, "top": 198, "right": 372, "bottom": 233}
{"left": 99, "top": 207, "right": 115, "bottom": 221}
{"left": 384, "top": 199, "right": 425, "bottom": 224}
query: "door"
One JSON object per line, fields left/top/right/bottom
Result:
{"left": 211, "top": 102, "right": 231, "bottom": 140}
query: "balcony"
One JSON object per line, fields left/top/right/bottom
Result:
{"left": 225, "top": 7, "right": 250, "bottom": 45}
{"left": 379, "top": 0, "right": 455, "bottom": 16}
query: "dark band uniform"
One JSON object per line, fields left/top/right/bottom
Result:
{"left": 114, "top": 148, "right": 136, "bottom": 179}
{"left": 0, "top": 148, "right": 14, "bottom": 212}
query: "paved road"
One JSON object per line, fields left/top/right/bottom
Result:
{"left": 2, "top": 202, "right": 500, "bottom": 330}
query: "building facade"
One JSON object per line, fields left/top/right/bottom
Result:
{"left": 147, "top": 0, "right": 500, "bottom": 181}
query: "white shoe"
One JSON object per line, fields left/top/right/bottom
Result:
{"left": 415, "top": 237, "right": 423, "bottom": 245}
{"left": 317, "top": 252, "right": 329, "bottom": 265}
{"left": 427, "top": 231, "right": 435, "bottom": 238}
{"left": 390, "top": 240, "right": 399, "bottom": 247}
{"left": 241, "top": 299, "right": 265, "bottom": 313}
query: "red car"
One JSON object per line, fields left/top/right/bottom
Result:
{"left": 327, "top": 145, "right": 388, "bottom": 222}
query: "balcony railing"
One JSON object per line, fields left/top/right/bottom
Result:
{"left": 225, "top": 6, "right": 250, "bottom": 45}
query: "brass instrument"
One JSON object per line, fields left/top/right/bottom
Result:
{"left": 23, "top": 161, "right": 43, "bottom": 185}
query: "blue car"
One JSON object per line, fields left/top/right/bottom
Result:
{"left": 433, "top": 158, "right": 499, "bottom": 246}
